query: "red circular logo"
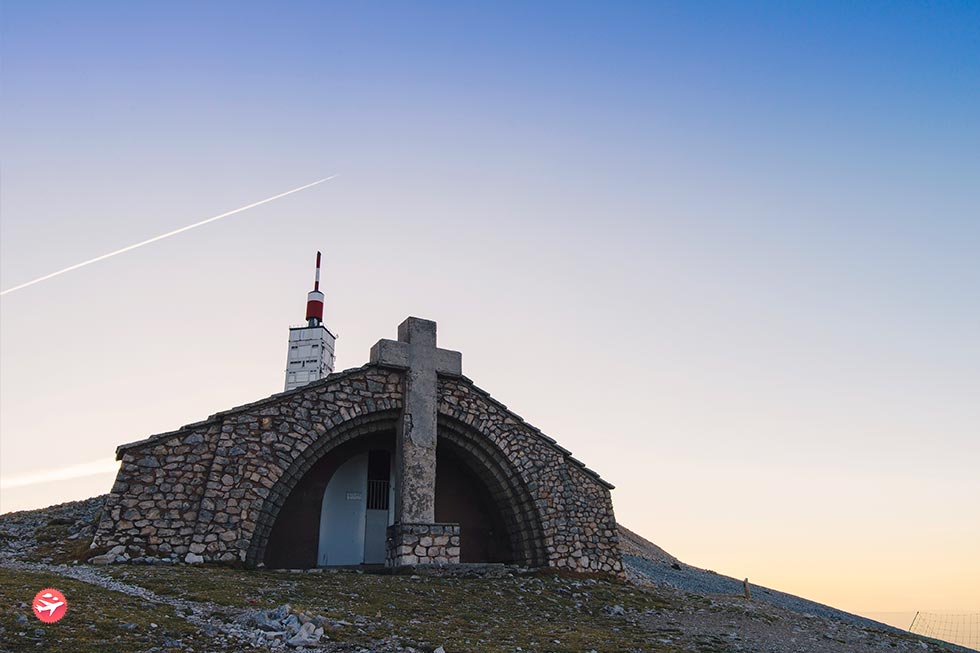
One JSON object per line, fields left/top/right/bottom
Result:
{"left": 32, "top": 588, "right": 67, "bottom": 623}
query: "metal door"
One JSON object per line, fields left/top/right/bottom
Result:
{"left": 317, "top": 453, "right": 367, "bottom": 566}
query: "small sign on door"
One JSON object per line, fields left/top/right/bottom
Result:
{"left": 346, "top": 492, "right": 363, "bottom": 501}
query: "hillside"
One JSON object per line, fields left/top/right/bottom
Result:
{"left": 0, "top": 497, "right": 969, "bottom": 652}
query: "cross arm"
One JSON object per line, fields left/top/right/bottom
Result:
{"left": 434, "top": 348, "right": 462, "bottom": 377}
{"left": 369, "top": 339, "right": 410, "bottom": 368}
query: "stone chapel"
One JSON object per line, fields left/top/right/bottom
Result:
{"left": 93, "top": 317, "right": 623, "bottom": 574}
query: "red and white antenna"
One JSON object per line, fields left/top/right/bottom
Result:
{"left": 314, "top": 251, "right": 321, "bottom": 291}
{"left": 305, "top": 251, "right": 325, "bottom": 326}
{"left": 284, "top": 250, "right": 337, "bottom": 391}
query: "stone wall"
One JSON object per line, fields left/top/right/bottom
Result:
{"left": 386, "top": 523, "right": 461, "bottom": 567}
{"left": 94, "top": 364, "right": 622, "bottom": 575}
{"left": 94, "top": 366, "right": 404, "bottom": 563}
{"left": 439, "top": 378, "right": 622, "bottom": 575}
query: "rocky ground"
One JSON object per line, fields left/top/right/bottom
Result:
{"left": 0, "top": 496, "right": 972, "bottom": 653}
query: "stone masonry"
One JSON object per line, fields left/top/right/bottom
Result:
{"left": 385, "top": 523, "right": 462, "bottom": 567}
{"left": 95, "top": 367, "right": 404, "bottom": 563}
{"left": 93, "top": 317, "right": 623, "bottom": 575}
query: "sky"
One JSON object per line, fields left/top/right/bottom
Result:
{"left": 1, "top": 0, "right": 978, "bottom": 621}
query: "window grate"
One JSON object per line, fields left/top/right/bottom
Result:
{"left": 366, "top": 480, "right": 389, "bottom": 511}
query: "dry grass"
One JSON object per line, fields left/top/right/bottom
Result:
{"left": 102, "top": 565, "right": 681, "bottom": 652}
{"left": 0, "top": 567, "right": 264, "bottom": 653}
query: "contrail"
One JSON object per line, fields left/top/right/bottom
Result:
{"left": 0, "top": 457, "right": 119, "bottom": 489}
{"left": 0, "top": 175, "right": 336, "bottom": 296}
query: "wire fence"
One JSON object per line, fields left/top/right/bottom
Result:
{"left": 909, "top": 612, "right": 980, "bottom": 651}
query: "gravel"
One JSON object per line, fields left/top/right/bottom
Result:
{"left": 0, "top": 495, "right": 105, "bottom": 562}
{"left": 625, "top": 554, "right": 909, "bottom": 633}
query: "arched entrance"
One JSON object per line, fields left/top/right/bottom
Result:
{"left": 435, "top": 444, "right": 513, "bottom": 562}
{"left": 252, "top": 410, "right": 548, "bottom": 569}
{"left": 316, "top": 449, "right": 394, "bottom": 566}
{"left": 436, "top": 415, "right": 550, "bottom": 567}
{"left": 262, "top": 430, "right": 395, "bottom": 568}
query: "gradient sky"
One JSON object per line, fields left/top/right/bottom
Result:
{"left": 2, "top": 0, "right": 978, "bottom": 620}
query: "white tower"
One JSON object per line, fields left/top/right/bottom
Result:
{"left": 284, "top": 251, "right": 337, "bottom": 391}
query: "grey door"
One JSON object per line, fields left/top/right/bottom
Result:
{"left": 362, "top": 450, "right": 392, "bottom": 564}
{"left": 317, "top": 453, "right": 367, "bottom": 566}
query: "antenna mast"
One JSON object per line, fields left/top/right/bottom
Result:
{"left": 306, "top": 251, "right": 325, "bottom": 327}
{"left": 285, "top": 250, "right": 337, "bottom": 391}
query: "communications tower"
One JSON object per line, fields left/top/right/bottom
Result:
{"left": 284, "top": 251, "right": 336, "bottom": 391}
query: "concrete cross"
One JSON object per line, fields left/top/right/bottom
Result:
{"left": 369, "top": 317, "right": 462, "bottom": 524}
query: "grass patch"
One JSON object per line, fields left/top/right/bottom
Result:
{"left": 27, "top": 534, "right": 101, "bottom": 565}
{"left": 0, "top": 567, "right": 263, "bottom": 653}
{"left": 102, "top": 565, "right": 682, "bottom": 652}
{"left": 21, "top": 514, "right": 102, "bottom": 565}
{"left": 34, "top": 523, "right": 70, "bottom": 543}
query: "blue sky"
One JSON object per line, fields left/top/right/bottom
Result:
{"left": 2, "top": 1, "right": 978, "bottom": 615}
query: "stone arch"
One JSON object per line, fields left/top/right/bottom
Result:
{"left": 245, "top": 409, "right": 400, "bottom": 567}
{"left": 247, "top": 409, "right": 549, "bottom": 568}
{"left": 437, "top": 414, "right": 549, "bottom": 567}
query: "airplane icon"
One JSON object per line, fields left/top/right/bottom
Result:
{"left": 34, "top": 593, "right": 65, "bottom": 616}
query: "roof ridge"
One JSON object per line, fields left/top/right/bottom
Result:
{"left": 115, "top": 364, "right": 616, "bottom": 491}
{"left": 116, "top": 364, "right": 374, "bottom": 456}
